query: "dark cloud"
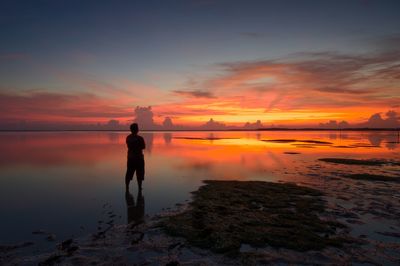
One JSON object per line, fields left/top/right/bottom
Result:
{"left": 315, "top": 87, "right": 373, "bottom": 94}
{"left": 155, "top": 108, "right": 229, "bottom": 117}
{"left": 133, "top": 106, "right": 158, "bottom": 130}
{"left": 173, "top": 89, "right": 215, "bottom": 98}
{"left": 200, "top": 118, "right": 226, "bottom": 130}
{"left": 243, "top": 120, "right": 263, "bottom": 129}
{"left": 162, "top": 117, "right": 175, "bottom": 130}
{"left": 358, "top": 110, "right": 400, "bottom": 128}
{"left": 319, "top": 120, "right": 350, "bottom": 129}
{"left": 318, "top": 110, "right": 400, "bottom": 129}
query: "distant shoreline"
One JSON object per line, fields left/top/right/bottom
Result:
{"left": 0, "top": 128, "right": 399, "bottom": 132}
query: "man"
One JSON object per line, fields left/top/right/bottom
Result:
{"left": 125, "top": 123, "right": 146, "bottom": 191}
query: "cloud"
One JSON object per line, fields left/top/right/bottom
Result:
{"left": 0, "top": 91, "right": 132, "bottom": 123}
{"left": 106, "top": 119, "right": 120, "bottom": 128}
{"left": 133, "top": 106, "right": 158, "bottom": 130}
{"left": 315, "top": 87, "right": 373, "bottom": 94}
{"left": 2, "top": 34, "right": 400, "bottom": 128}
{"left": 55, "top": 71, "right": 131, "bottom": 96}
{"left": 162, "top": 117, "right": 175, "bottom": 130}
{"left": 358, "top": 110, "right": 400, "bottom": 128}
{"left": 156, "top": 36, "right": 400, "bottom": 126}
{"left": 198, "top": 40, "right": 400, "bottom": 112}
{"left": 200, "top": 118, "right": 227, "bottom": 130}
{"left": 319, "top": 120, "right": 350, "bottom": 129}
{"left": 266, "top": 93, "right": 286, "bottom": 111}
{"left": 173, "top": 89, "right": 215, "bottom": 98}
{"left": 243, "top": 120, "right": 263, "bottom": 129}
{"left": 51, "top": 70, "right": 168, "bottom": 106}
{"left": 318, "top": 110, "right": 400, "bottom": 129}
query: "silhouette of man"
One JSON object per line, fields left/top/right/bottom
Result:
{"left": 125, "top": 123, "right": 146, "bottom": 191}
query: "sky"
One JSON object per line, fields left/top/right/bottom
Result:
{"left": 0, "top": 0, "right": 399, "bottom": 129}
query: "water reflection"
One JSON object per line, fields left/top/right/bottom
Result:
{"left": 108, "top": 132, "right": 120, "bottom": 143}
{"left": 163, "top": 133, "right": 172, "bottom": 145}
{"left": 125, "top": 190, "right": 145, "bottom": 244}
{"left": 143, "top": 133, "right": 154, "bottom": 154}
{"left": 0, "top": 131, "right": 397, "bottom": 168}
{"left": 367, "top": 132, "right": 399, "bottom": 150}
{"left": 125, "top": 190, "right": 145, "bottom": 227}
{"left": 0, "top": 130, "right": 399, "bottom": 245}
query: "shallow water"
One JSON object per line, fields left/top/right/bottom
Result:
{"left": 0, "top": 130, "right": 399, "bottom": 249}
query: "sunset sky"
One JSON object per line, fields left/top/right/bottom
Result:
{"left": 1, "top": 0, "right": 399, "bottom": 129}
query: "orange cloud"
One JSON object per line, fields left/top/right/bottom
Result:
{"left": 153, "top": 47, "right": 400, "bottom": 126}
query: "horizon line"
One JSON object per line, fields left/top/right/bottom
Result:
{"left": 0, "top": 127, "right": 399, "bottom": 133}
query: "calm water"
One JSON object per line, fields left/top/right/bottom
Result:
{"left": 0, "top": 130, "right": 399, "bottom": 248}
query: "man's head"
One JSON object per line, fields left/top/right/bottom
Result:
{"left": 130, "top": 123, "right": 139, "bottom": 134}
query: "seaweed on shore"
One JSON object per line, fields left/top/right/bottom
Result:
{"left": 162, "top": 181, "right": 348, "bottom": 254}
{"left": 261, "top": 139, "right": 297, "bottom": 143}
{"left": 173, "top": 137, "right": 239, "bottom": 141}
{"left": 262, "top": 139, "right": 332, "bottom": 145}
{"left": 344, "top": 173, "right": 400, "bottom": 183}
{"left": 319, "top": 158, "right": 400, "bottom": 166}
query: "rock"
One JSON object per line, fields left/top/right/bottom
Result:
{"left": 0, "top": 241, "right": 34, "bottom": 252}
{"left": 376, "top": 231, "right": 400, "bottom": 238}
{"left": 346, "top": 219, "right": 364, "bottom": 225}
{"left": 46, "top": 234, "right": 56, "bottom": 241}
{"left": 166, "top": 261, "right": 180, "bottom": 266}
{"left": 163, "top": 180, "right": 348, "bottom": 253}
{"left": 67, "top": 246, "right": 79, "bottom": 255}
{"left": 58, "top": 239, "right": 73, "bottom": 250}
{"left": 130, "top": 231, "right": 144, "bottom": 244}
{"left": 168, "top": 242, "right": 182, "bottom": 250}
{"left": 39, "top": 254, "right": 63, "bottom": 265}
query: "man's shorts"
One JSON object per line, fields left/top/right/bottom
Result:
{"left": 126, "top": 157, "right": 145, "bottom": 181}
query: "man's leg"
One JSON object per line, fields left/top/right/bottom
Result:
{"left": 125, "top": 159, "right": 135, "bottom": 191}
{"left": 137, "top": 159, "right": 145, "bottom": 191}
{"left": 136, "top": 172, "right": 143, "bottom": 190}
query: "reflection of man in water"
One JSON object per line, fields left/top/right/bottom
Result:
{"left": 125, "top": 123, "right": 146, "bottom": 191}
{"left": 125, "top": 190, "right": 145, "bottom": 226}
